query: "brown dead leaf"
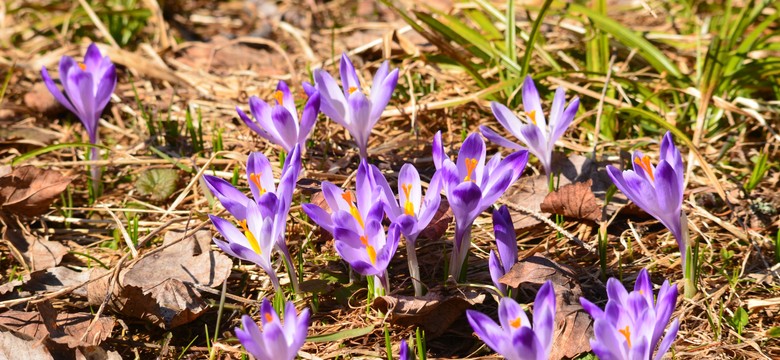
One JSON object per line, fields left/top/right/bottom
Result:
{"left": 0, "top": 330, "right": 53, "bottom": 360}
{"left": 0, "top": 309, "right": 115, "bottom": 348}
{"left": 1, "top": 215, "right": 67, "bottom": 271}
{"left": 499, "top": 255, "right": 593, "bottom": 360}
{"left": 24, "top": 82, "right": 64, "bottom": 115}
{"left": 0, "top": 166, "right": 71, "bottom": 217}
{"left": 372, "top": 287, "right": 485, "bottom": 338}
{"left": 540, "top": 180, "right": 602, "bottom": 222}
{"left": 419, "top": 199, "right": 452, "bottom": 241}
{"left": 87, "top": 229, "right": 232, "bottom": 329}
{"left": 76, "top": 346, "right": 122, "bottom": 360}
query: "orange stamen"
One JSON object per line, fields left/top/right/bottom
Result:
{"left": 618, "top": 326, "right": 632, "bottom": 348}
{"left": 359, "top": 235, "right": 368, "bottom": 246}
{"left": 527, "top": 110, "right": 537, "bottom": 125}
{"left": 78, "top": 62, "right": 87, "bottom": 71}
{"left": 239, "top": 220, "right": 262, "bottom": 254}
{"left": 366, "top": 245, "right": 377, "bottom": 265}
{"left": 633, "top": 155, "right": 655, "bottom": 181}
{"left": 401, "top": 184, "right": 415, "bottom": 216}
{"left": 249, "top": 173, "right": 266, "bottom": 194}
{"left": 274, "top": 90, "right": 284, "bottom": 105}
{"left": 341, "top": 192, "right": 355, "bottom": 204}
{"left": 463, "top": 158, "right": 478, "bottom": 182}
{"left": 348, "top": 86, "right": 358, "bottom": 94}
{"left": 341, "top": 191, "right": 365, "bottom": 228}
{"left": 264, "top": 312, "right": 273, "bottom": 323}
{"left": 509, "top": 317, "right": 522, "bottom": 329}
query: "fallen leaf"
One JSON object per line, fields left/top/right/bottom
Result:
{"left": 0, "top": 166, "right": 71, "bottom": 217}
{"left": 372, "top": 287, "right": 485, "bottom": 338}
{"left": 419, "top": 199, "right": 452, "bottom": 241}
{"left": 0, "top": 330, "right": 53, "bottom": 360}
{"left": 24, "top": 82, "right": 64, "bottom": 115}
{"left": 540, "top": 179, "right": 602, "bottom": 222}
{"left": 0, "top": 309, "right": 115, "bottom": 348}
{"left": 136, "top": 169, "right": 179, "bottom": 201}
{"left": 1, "top": 215, "right": 67, "bottom": 271}
{"left": 502, "top": 174, "right": 550, "bottom": 230}
{"left": 499, "top": 255, "right": 593, "bottom": 360}
{"left": 24, "top": 267, "right": 93, "bottom": 297}
{"left": 76, "top": 346, "right": 122, "bottom": 360}
{"left": 87, "top": 229, "right": 232, "bottom": 329}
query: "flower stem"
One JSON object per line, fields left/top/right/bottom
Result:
{"left": 449, "top": 224, "right": 472, "bottom": 282}
{"left": 406, "top": 236, "right": 423, "bottom": 296}
{"left": 279, "top": 245, "right": 300, "bottom": 294}
{"left": 681, "top": 212, "right": 697, "bottom": 298}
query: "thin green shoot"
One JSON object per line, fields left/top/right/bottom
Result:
{"left": 384, "top": 325, "right": 393, "bottom": 360}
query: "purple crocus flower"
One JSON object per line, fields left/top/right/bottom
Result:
{"left": 235, "top": 298, "right": 310, "bottom": 360}
{"left": 333, "top": 218, "right": 400, "bottom": 294}
{"left": 606, "top": 132, "right": 686, "bottom": 264}
{"left": 580, "top": 269, "right": 680, "bottom": 360}
{"left": 382, "top": 164, "right": 443, "bottom": 296}
{"left": 467, "top": 280, "right": 557, "bottom": 360}
{"left": 209, "top": 201, "right": 281, "bottom": 291}
{"left": 41, "top": 43, "right": 117, "bottom": 188}
{"left": 237, "top": 81, "right": 321, "bottom": 153}
{"left": 307, "top": 53, "right": 399, "bottom": 159}
{"left": 399, "top": 339, "right": 413, "bottom": 360}
{"left": 438, "top": 132, "right": 529, "bottom": 279}
{"left": 488, "top": 205, "right": 518, "bottom": 296}
{"left": 481, "top": 76, "right": 579, "bottom": 180}
{"left": 204, "top": 145, "right": 302, "bottom": 292}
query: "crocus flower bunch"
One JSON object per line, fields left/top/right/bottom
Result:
{"left": 303, "top": 160, "right": 400, "bottom": 294}
{"left": 237, "top": 80, "right": 321, "bottom": 153}
{"left": 481, "top": 76, "right": 579, "bottom": 183}
{"left": 235, "top": 298, "right": 310, "bottom": 360}
{"left": 580, "top": 269, "right": 680, "bottom": 360}
{"left": 308, "top": 53, "right": 399, "bottom": 159}
{"left": 205, "top": 145, "right": 302, "bottom": 292}
{"left": 467, "top": 280, "right": 557, "bottom": 360}
{"left": 606, "top": 132, "right": 693, "bottom": 297}
{"left": 488, "top": 205, "right": 518, "bottom": 297}
{"left": 436, "top": 131, "right": 529, "bottom": 280}
{"left": 42, "top": 43, "right": 117, "bottom": 192}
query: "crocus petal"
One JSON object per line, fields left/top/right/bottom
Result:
{"left": 654, "top": 161, "right": 684, "bottom": 239}
{"left": 550, "top": 96, "right": 578, "bottom": 146}
{"left": 498, "top": 297, "right": 531, "bottom": 332}
{"left": 521, "top": 76, "right": 546, "bottom": 127}
{"left": 369, "top": 67, "right": 399, "bottom": 123}
{"left": 548, "top": 87, "right": 566, "bottom": 129}
{"left": 480, "top": 151, "right": 528, "bottom": 208}
{"left": 348, "top": 91, "right": 372, "bottom": 157}
{"left": 271, "top": 105, "right": 299, "bottom": 152}
{"left": 466, "top": 310, "right": 506, "bottom": 352}
{"left": 593, "top": 319, "right": 629, "bottom": 360}
{"left": 449, "top": 182, "right": 482, "bottom": 228}
{"left": 532, "top": 280, "right": 557, "bottom": 354}
{"left": 490, "top": 102, "right": 526, "bottom": 138}
{"left": 275, "top": 80, "right": 298, "bottom": 121}
{"left": 371, "top": 61, "right": 390, "bottom": 94}
{"left": 606, "top": 278, "right": 630, "bottom": 307}
{"left": 41, "top": 67, "right": 77, "bottom": 115}
{"left": 321, "top": 181, "right": 350, "bottom": 212}
{"left": 509, "top": 326, "right": 546, "bottom": 360}
{"left": 298, "top": 91, "right": 321, "bottom": 145}
{"left": 262, "top": 322, "right": 292, "bottom": 360}
{"left": 517, "top": 123, "right": 550, "bottom": 174}
{"left": 480, "top": 125, "right": 524, "bottom": 150}
{"left": 580, "top": 297, "right": 606, "bottom": 319}
{"left": 313, "top": 69, "right": 347, "bottom": 126}
{"left": 247, "top": 152, "right": 275, "bottom": 200}
{"left": 488, "top": 250, "right": 506, "bottom": 294}
{"left": 456, "top": 133, "right": 486, "bottom": 186}
{"left": 493, "top": 205, "right": 517, "bottom": 274}
{"left": 203, "top": 175, "right": 250, "bottom": 220}
{"left": 660, "top": 132, "right": 684, "bottom": 190}
{"left": 340, "top": 53, "right": 362, "bottom": 96}
{"left": 236, "top": 315, "right": 266, "bottom": 359}
{"left": 334, "top": 241, "right": 376, "bottom": 275}
{"left": 70, "top": 71, "right": 97, "bottom": 133}
{"left": 302, "top": 203, "right": 334, "bottom": 235}
{"left": 93, "top": 64, "right": 116, "bottom": 116}
{"left": 634, "top": 268, "right": 654, "bottom": 306}
{"left": 653, "top": 318, "right": 679, "bottom": 360}
{"left": 416, "top": 171, "right": 443, "bottom": 230}
{"left": 293, "top": 308, "right": 311, "bottom": 352}
{"left": 398, "top": 163, "right": 422, "bottom": 215}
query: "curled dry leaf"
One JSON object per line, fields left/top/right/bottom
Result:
{"left": 540, "top": 179, "right": 602, "bottom": 222}
{"left": 87, "top": 229, "right": 232, "bottom": 329}
{"left": 372, "top": 287, "right": 485, "bottom": 338}
{"left": 0, "top": 308, "right": 115, "bottom": 349}
{"left": 499, "top": 255, "right": 593, "bottom": 360}
{"left": 419, "top": 199, "right": 452, "bottom": 241}
{"left": 1, "top": 215, "right": 67, "bottom": 271}
{"left": 0, "top": 166, "right": 71, "bottom": 217}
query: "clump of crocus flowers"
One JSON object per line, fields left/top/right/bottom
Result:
{"left": 467, "top": 280, "right": 557, "bottom": 360}
{"left": 235, "top": 299, "right": 310, "bottom": 360}
{"left": 580, "top": 269, "right": 680, "bottom": 360}
{"left": 606, "top": 132, "right": 693, "bottom": 297}
{"left": 42, "top": 43, "right": 117, "bottom": 194}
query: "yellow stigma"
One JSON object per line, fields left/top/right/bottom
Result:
{"left": 366, "top": 245, "right": 377, "bottom": 265}
{"left": 463, "top": 158, "right": 478, "bottom": 182}
{"left": 348, "top": 86, "right": 358, "bottom": 94}
{"left": 264, "top": 312, "right": 273, "bottom": 323}
{"left": 342, "top": 192, "right": 365, "bottom": 228}
{"left": 239, "top": 220, "right": 262, "bottom": 255}
{"left": 633, "top": 155, "right": 655, "bottom": 181}
{"left": 509, "top": 317, "right": 522, "bottom": 329}
{"left": 274, "top": 90, "right": 284, "bottom": 105}
{"left": 618, "top": 326, "right": 632, "bottom": 348}
{"left": 527, "top": 110, "right": 537, "bottom": 125}
{"left": 249, "top": 173, "right": 266, "bottom": 194}
{"left": 401, "top": 183, "right": 415, "bottom": 216}
{"left": 78, "top": 62, "right": 87, "bottom": 71}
